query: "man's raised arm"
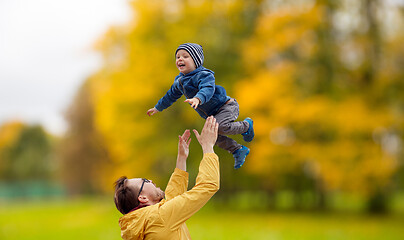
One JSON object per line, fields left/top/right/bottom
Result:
{"left": 165, "top": 129, "right": 191, "bottom": 200}
{"left": 159, "top": 116, "right": 220, "bottom": 230}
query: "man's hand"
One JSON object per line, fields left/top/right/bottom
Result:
{"left": 193, "top": 116, "right": 218, "bottom": 153}
{"left": 176, "top": 129, "right": 191, "bottom": 171}
{"left": 184, "top": 98, "right": 200, "bottom": 109}
{"left": 178, "top": 129, "right": 191, "bottom": 158}
{"left": 147, "top": 107, "right": 159, "bottom": 116}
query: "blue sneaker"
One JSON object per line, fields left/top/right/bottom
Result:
{"left": 233, "top": 146, "right": 250, "bottom": 169}
{"left": 241, "top": 117, "right": 254, "bottom": 142}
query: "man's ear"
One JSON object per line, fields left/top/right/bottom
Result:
{"left": 138, "top": 195, "right": 149, "bottom": 204}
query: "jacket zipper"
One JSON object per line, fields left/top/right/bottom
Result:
{"left": 178, "top": 76, "right": 209, "bottom": 118}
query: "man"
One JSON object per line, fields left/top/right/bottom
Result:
{"left": 114, "top": 116, "right": 220, "bottom": 239}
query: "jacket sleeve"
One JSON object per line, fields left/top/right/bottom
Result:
{"left": 164, "top": 168, "right": 189, "bottom": 200}
{"left": 155, "top": 83, "right": 183, "bottom": 112}
{"left": 194, "top": 71, "right": 215, "bottom": 105}
{"left": 159, "top": 153, "right": 220, "bottom": 230}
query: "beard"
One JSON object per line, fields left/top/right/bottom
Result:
{"left": 152, "top": 188, "right": 165, "bottom": 202}
{"left": 157, "top": 188, "right": 165, "bottom": 201}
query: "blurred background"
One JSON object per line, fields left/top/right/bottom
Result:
{"left": 1, "top": 0, "right": 404, "bottom": 239}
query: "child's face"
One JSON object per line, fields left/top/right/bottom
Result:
{"left": 176, "top": 49, "right": 196, "bottom": 74}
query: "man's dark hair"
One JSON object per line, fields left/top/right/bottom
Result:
{"left": 114, "top": 176, "right": 140, "bottom": 214}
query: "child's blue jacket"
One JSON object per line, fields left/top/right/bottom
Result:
{"left": 155, "top": 66, "right": 230, "bottom": 119}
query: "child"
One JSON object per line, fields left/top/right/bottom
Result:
{"left": 147, "top": 43, "right": 254, "bottom": 169}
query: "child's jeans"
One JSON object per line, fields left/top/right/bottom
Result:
{"left": 214, "top": 98, "right": 249, "bottom": 153}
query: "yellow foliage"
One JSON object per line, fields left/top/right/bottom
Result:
{"left": 242, "top": 4, "right": 323, "bottom": 73}
{"left": 89, "top": 0, "right": 263, "bottom": 185}
{"left": 86, "top": 0, "right": 402, "bottom": 198}
{"left": 235, "top": 1, "right": 400, "bottom": 195}
{"left": 0, "top": 121, "right": 24, "bottom": 173}
{"left": 0, "top": 121, "right": 24, "bottom": 150}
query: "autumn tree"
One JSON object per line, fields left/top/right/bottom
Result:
{"left": 58, "top": 81, "right": 111, "bottom": 195}
{"left": 82, "top": 0, "right": 404, "bottom": 213}
{"left": 0, "top": 123, "right": 54, "bottom": 181}
{"left": 90, "top": 0, "right": 264, "bottom": 189}
{"left": 236, "top": 0, "right": 403, "bottom": 211}
{"left": 0, "top": 121, "right": 24, "bottom": 179}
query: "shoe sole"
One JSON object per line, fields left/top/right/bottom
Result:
{"left": 243, "top": 118, "right": 254, "bottom": 142}
{"left": 234, "top": 148, "right": 250, "bottom": 169}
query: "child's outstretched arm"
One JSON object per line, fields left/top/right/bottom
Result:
{"left": 149, "top": 81, "right": 183, "bottom": 116}
{"left": 147, "top": 107, "right": 160, "bottom": 116}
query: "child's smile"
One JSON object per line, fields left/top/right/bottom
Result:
{"left": 176, "top": 49, "right": 196, "bottom": 74}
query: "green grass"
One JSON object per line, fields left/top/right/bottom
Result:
{"left": 1, "top": 198, "right": 404, "bottom": 240}
{"left": 189, "top": 210, "right": 404, "bottom": 240}
{"left": 0, "top": 198, "right": 121, "bottom": 240}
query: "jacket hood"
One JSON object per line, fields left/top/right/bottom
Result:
{"left": 119, "top": 201, "right": 166, "bottom": 239}
{"left": 119, "top": 208, "right": 148, "bottom": 239}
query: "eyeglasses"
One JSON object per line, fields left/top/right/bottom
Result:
{"left": 138, "top": 178, "right": 150, "bottom": 196}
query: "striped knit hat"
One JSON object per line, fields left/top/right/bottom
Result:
{"left": 175, "top": 43, "right": 204, "bottom": 68}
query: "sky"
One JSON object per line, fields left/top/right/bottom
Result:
{"left": 0, "top": 0, "right": 131, "bottom": 135}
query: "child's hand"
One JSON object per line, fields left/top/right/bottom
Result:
{"left": 147, "top": 107, "right": 159, "bottom": 116}
{"left": 184, "top": 97, "right": 201, "bottom": 109}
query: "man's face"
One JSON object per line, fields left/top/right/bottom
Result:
{"left": 126, "top": 178, "right": 165, "bottom": 204}
{"left": 176, "top": 49, "right": 196, "bottom": 74}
